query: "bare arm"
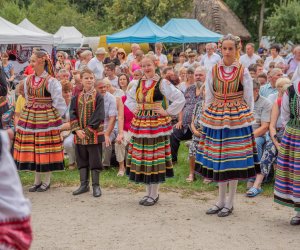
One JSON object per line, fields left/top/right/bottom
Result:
{"left": 253, "top": 121, "right": 270, "bottom": 138}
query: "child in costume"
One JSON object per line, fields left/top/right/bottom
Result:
{"left": 70, "top": 68, "right": 105, "bottom": 197}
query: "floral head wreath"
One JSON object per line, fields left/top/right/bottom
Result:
{"left": 219, "top": 34, "right": 241, "bottom": 60}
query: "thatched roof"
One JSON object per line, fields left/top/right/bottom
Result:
{"left": 187, "top": 0, "right": 251, "bottom": 40}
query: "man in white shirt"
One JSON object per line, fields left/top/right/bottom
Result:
{"left": 87, "top": 47, "right": 106, "bottom": 80}
{"left": 240, "top": 43, "right": 261, "bottom": 68}
{"left": 155, "top": 43, "right": 168, "bottom": 68}
{"left": 127, "top": 43, "right": 140, "bottom": 64}
{"left": 200, "top": 43, "right": 221, "bottom": 71}
{"left": 104, "top": 63, "right": 119, "bottom": 89}
{"left": 263, "top": 44, "right": 285, "bottom": 72}
{"left": 183, "top": 52, "right": 200, "bottom": 69}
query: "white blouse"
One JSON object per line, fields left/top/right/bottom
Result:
{"left": 125, "top": 78, "right": 185, "bottom": 116}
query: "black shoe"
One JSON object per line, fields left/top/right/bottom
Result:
{"left": 139, "top": 196, "right": 150, "bottom": 205}
{"left": 206, "top": 205, "right": 223, "bottom": 215}
{"left": 143, "top": 195, "right": 159, "bottom": 206}
{"left": 73, "top": 168, "right": 90, "bottom": 195}
{"left": 91, "top": 170, "right": 101, "bottom": 197}
{"left": 92, "top": 185, "right": 102, "bottom": 197}
{"left": 73, "top": 185, "right": 90, "bottom": 195}
{"left": 36, "top": 183, "right": 50, "bottom": 192}
{"left": 29, "top": 182, "right": 42, "bottom": 192}
{"left": 290, "top": 216, "right": 300, "bottom": 226}
{"left": 217, "top": 207, "right": 234, "bottom": 217}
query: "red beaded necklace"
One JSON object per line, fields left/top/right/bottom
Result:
{"left": 32, "top": 75, "right": 44, "bottom": 88}
{"left": 141, "top": 79, "right": 157, "bottom": 95}
{"left": 219, "top": 66, "right": 237, "bottom": 81}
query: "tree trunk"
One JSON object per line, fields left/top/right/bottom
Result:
{"left": 258, "top": 0, "right": 265, "bottom": 42}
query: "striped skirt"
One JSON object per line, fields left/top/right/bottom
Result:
{"left": 14, "top": 129, "right": 64, "bottom": 172}
{"left": 126, "top": 135, "right": 173, "bottom": 184}
{"left": 195, "top": 126, "right": 260, "bottom": 182}
{"left": 274, "top": 126, "right": 300, "bottom": 211}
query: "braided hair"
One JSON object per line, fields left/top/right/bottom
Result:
{"left": 33, "top": 51, "right": 55, "bottom": 77}
{"left": 219, "top": 34, "right": 241, "bottom": 60}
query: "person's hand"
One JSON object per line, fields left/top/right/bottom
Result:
{"left": 193, "top": 130, "right": 201, "bottom": 137}
{"left": 116, "top": 133, "right": 124, "bottom": 144}
{"left": 153, "top": 106, "right": 168, "bottom": 116}
{"left": 76, "top": 130, "right": 85, "bottom": 139}
{"left": 274, "top": 141, "right": 280, "bottom": 151}
{"left": 175, "top": 121, "right": 182, "bottom": 129}
{"left": 104, "top": 134, "right": 111, "bottom": 147}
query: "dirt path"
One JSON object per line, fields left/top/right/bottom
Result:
{"left": 26, "top": 187, "right": 299, "bottom": 250}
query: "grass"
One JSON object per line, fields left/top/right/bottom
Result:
{"left": 19, "top": 144, "right": 274, "bottom": 196}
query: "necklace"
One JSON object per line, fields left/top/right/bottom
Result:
{"left": 220, "top": 66, "right": 237, "bottom": 81}
{"left": 32, "top": 75, "right": 44, "bottom": 87}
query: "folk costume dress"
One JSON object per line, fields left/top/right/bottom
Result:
{"left": 274, "top": 70, "right": 300, "bottom": 211}
{"left": 125, "top": 74, "right": 185, "bottom": 184}
{"left": 195, "top": 60, "right": 260, "bottom": 181}
{"left": 14, "top": 71, "right": 66, "bottom": 172}
{"left": 0, "top": 130, "right": 32, "bottom": 250}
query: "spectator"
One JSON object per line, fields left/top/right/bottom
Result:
{"left": 55, "top": 51, "right": 72, "bottom": 74}
{"left": 200, "top": 43, "right": 221, "bottom": 71}
{"left": 60, "top": 80, "right": 76, "bottom": 170}
{"left": 174, "top": 52, "right": 186, "bottom": 73}
{"left": 78, "top": 50, "right": 93, "bottom": 71}
{"left": 74, "top": 50, "right": 83, "bottom": 70}
{"left": 117, "top": 48, "right": 128, "bottom": 74}
{"left": 183, "top": 52, "right": 200, "bottom": 69}
{"left": 155, "top": 43, "right": 168, "bottom": 68}
{"left": 246, "top": 80, "right": 272, "bottom": 193}
{"left": 247, "top": 78, "right": 291, "bottom": 197}
{"left": 118, "top": 73, "right": 130, "bottom": 92}
{"left": 286, "top": 45, "right": 300, "bottom": 75}
{"left": 129, "top": 49, "right": 143, "bottom": 79}
{"left": 105, "top": 79, "right": 124, "bottom": 98}
{"left": 132, "top": 69, "right": 143, "bottom": 80}
{"left": 259, "top": 68, "right": 283, "bottom": 98}
{"left": 177, "top": 67, "right": 195, "bottom": 93}
{"left": 178, "top": 67, "right": 187, "bottom": 83}
{"left": 1, "top": 52, "right": 15, "bottom": 85}
{"left": 14, "top": 81, "right": 25, "bottom": 127}
{"left": 104, "top": 63, "right": 119, "bottom": 89}
{"left": 161, "top": 67, "right": 175, "bottom": 79}
{"left": 240, "top": 43, "right": 261, "bottom": 68}
{"left": 71, "top": 70, "right": 83, "bottom": 96}
{"left": 87, "top": 47, "right": 106, "bottom": 80}
{"left": 257, "top": 73, "right": 268, "bottom": 86}
{"left": 127, "top": 43, "right": 140, "bottom": 64}
{"left": 94, "top": 79, "right": 117, "bottom": 169}
{"left": 104, "top": 47, "right": 120, "bottom": 66}
{"left": 170, "top": 68, "right": 202, "bottom": 164}
{"left": 263, "top": 44, "right": 285, "bottom": 72}
{"left": 56, "top": 69, "right": 70, "bottom": 81}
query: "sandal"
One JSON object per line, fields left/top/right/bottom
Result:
{"left": 36, "top": 183, "right": 50, "bottom": 192}
{"left": 217, "top": 207, "right": 234, "bottom": 217}
{"left": 117, "top": 170, "right": 125, "bottom": 177}
{"left": 186, "top": 174, "right": 194, "bottom": 183}
{"left": 28, "top": 182, "right": 42, "bottom": 192}
{"left": 143, "top": 195, "right": 159, "bottom": 206}
{"left": 290, "top": 216, "right": 300, "bottom": 226}
{"left": 246, "top": 187, "right": 262, "bottom": 197}
{"left": 206, "top": 205, "right": 223, "bottom": 215}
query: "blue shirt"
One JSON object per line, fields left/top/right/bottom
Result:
{"left": 259, "top": 83, "right": 278, "bottom": 98}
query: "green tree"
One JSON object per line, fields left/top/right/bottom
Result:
{"left": 0, "top": 0, "right": 26, "bottom": 23}
{"left": 266, "top": 0, "right": 300, "bottom": 43}
{"left": 106, "top": 0, "right": 193, "bottom": 31}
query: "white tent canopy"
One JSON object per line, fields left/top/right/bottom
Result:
{"left": 54, "top": 26, "right": 84, "bottom": 45}
{"left": 0, "top": 16, "right": 54, "bottom": 44}
{"left": 18, "top": 18, "right": 61, "bottom": 44}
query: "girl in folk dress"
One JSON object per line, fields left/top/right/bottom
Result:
{"left": 14, "top": 51, "right": 66, "bottom": 192}
{"left": 195, "top": 34, "right": 260, "bottom": 217}
{"left": 125, "top": 55, "right": 185, "bottom": 206}
{"left": 274, "top": 66, "right": 300, "bottom": 225}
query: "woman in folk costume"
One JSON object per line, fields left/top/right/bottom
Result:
{"left": 0, "top": 66, "right": 9, "bottom": 129}
{"left": 274, "top": 65, "right": 300, "bottom": 225}
{"left": 125, "top": 54, "right": 185, "bottom": 206}
{"left": 195, "top": 34, "right": 260, "bottom": 217}
{"left": 0, "top": 130, "right": 32, "bottom": 250}
{"left": 14, "top": 51, "right": 66, "bottom": 192}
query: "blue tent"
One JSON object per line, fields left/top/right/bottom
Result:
{"left": 163, "top": 18, "right": 222, "bottom": 43}
{"left": 106, "top": 16, "right": 182, "bottom": 44}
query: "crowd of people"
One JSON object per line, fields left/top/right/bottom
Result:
{"left": 1, "top": 34, "right": 300, "bottom": 249}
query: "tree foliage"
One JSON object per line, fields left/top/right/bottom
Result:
{"left": 266, "top": 0, "right": 300, "bottom": 44}
{"left": 105, "top": 0, "right": 193, "bottom": 31}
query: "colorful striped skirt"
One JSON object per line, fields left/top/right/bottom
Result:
{"left": 14, "top": 129, "right": 64, "bottom": 172}
{"left": 274, "top": 125, "right": 300, "bottom": 211}
{"left": 195, "top": 126, "right": 260, "bottom": 182}
{"left": 126, "top": 135, "right": 173, "bottom": 184}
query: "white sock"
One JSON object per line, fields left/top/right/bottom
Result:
{"left": 149, "top": 184, "right": 159, "bottom": 199}
{"left": 215, "top": 182, "right": 227, "bottom": 209}
{"left": 34, "top": 173, "right": 42, "bottom": 185}
{"left": 296, "top": 211, "right": 300, "bottom": 217}
{"left": 146, "top": 185, "right": 151, "bottom": 196}
{"left": 43, "top": 172, "right": 51, "bottom": 186}
{"left": 224, "top": 180, "right": 238, "bottom": 209}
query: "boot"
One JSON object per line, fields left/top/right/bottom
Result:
{"left": 91, "top": 169, "right": 102, "bottom": 197}
{"left": 73, "top": 168, "right": 90, "bottom": 195}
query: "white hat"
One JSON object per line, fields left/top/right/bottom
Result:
{"left": 95, "top": 47, "right": 107, "bottom": 54}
